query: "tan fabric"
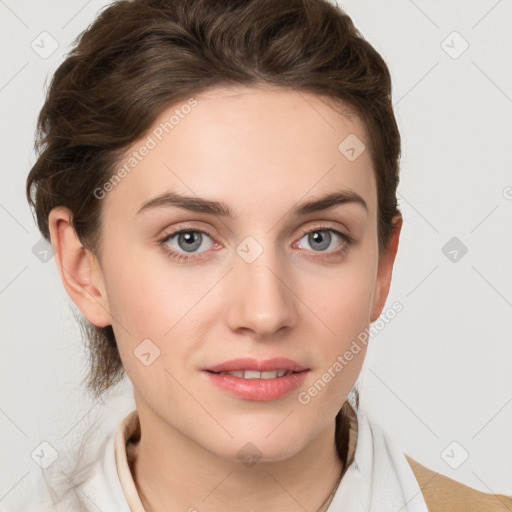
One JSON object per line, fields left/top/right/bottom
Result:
{"left": 114, "top": 409, "right": 511, "bottom": 512}
{"left": 405, "top": 454, "right": 512, "bottom": 512}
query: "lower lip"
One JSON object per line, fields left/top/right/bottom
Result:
{"left": 204, "top": 371, "right": 309, "bottom": 401}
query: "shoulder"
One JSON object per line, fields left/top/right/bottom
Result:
{"left": 405, "top": 454, "right": 512, "bottom": 512}
{"left": 0, "top": 426, "right": 128, "bottom": 512}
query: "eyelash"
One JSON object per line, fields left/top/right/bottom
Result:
{"left": 157, "top": 223, "right": 355, "bottom": 263}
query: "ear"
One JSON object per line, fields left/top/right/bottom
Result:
{"left": 48, "top": 206, "right": 111, "bottom": 328}
{"left": 370, "top": 213, "right": 402, "bottom": 322}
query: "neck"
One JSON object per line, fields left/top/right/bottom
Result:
{"left": 130, "top": 408, "right": 349, "bottom": 512}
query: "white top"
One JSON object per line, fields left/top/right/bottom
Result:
{"left": 0, "top": 406, "right": 429, "bottom": 512}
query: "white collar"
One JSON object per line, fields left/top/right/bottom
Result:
{"left": 326, "top": 408, "right": 428, "bottom": 511}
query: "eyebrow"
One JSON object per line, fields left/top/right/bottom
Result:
{"left": 136, "top": 190, "right": 367, "bottom": 217}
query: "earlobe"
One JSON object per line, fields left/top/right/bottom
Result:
{"left": 48, "top": 206, "right": 112, "bottom": 328}
{"left": 370, "top": 214, "right": 402, "bottom": 323}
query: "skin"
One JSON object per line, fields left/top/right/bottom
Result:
{"left": 49, "top": 84, "right": 402, "bottom": 512}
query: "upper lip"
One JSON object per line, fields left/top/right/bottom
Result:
{"left": 204, "top": 357, "right": 309, "bottom": 373}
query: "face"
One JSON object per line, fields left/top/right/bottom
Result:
{"left": 77, "top": 85, "right": 396, "bottom": 461}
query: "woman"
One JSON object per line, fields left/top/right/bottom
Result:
{"left": 15, "top": 0, "right": 512, "bottom": 510}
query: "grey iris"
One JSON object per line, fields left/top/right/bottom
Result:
{"left": 178, "top": 232, "right": 202, "bottom": 252}
{"left": 309, "top": 231, "right": 331, "bottom": 251}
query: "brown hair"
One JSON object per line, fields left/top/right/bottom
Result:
{"left": 26, "top": 0, "right": 400, "bottom": 469}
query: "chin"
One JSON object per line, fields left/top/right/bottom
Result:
{"left": 203, "top": 422, "right": 310, "bottom": 465}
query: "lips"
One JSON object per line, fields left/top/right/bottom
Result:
{"left": 203, "top": 357, "right": 310, "bottom": 401}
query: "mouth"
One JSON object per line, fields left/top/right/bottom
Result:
{"left": 202, "top": 358, "right": 310, "bottom": 401}
{"left": 206, "top": 369, "right": 300, "bottom": 379}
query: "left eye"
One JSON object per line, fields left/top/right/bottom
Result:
{"left": 162, "top": 230, "right": 214, "bottom": 254}
{"left": 295, "top": 228, "right": 347, "bottom": 252}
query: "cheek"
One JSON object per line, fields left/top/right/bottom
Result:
{"left": 102, "top": 243, "right": 220, "bottom": 371}
{"left": 299, "top": 247, "right": 377, "bottom": 398}
{"left": 103, "top": 256, "right": 198, "bottom": 399}
{"left": 107, "top": 269, "right": 171, "bottom": 334}
{"left": 101, "top": 242, "right": 186, "bottom": 347}
{"left": 306, "top": 255, "right": 377, "bottom": 342}
{"left": 298, "top": 269, "right": 373, "bottom": 416}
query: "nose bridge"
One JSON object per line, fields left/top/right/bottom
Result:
{"left": 227, "top": 234, "right": 297, "bottom": 337}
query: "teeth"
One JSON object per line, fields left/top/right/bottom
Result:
{"left": 218, "top": 369, "right": 293, "bottom": 379}
{"left": 244, "top": 370, "right": 262, "bottom": 379}
{"left": 225, "top": 370, "right": 244, "bottom": 378}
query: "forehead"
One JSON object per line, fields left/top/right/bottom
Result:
{"left": 102, "top": 85, "right": 377, "bottom": 222}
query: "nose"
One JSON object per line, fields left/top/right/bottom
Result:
{"left": 225, "top": 242, "right": 298, "bottom": 339}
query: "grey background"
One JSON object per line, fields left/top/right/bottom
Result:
{"left": 1, "top": 0, "right": 511, "bottom": 503}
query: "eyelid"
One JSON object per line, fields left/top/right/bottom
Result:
{"left": 298, "top": 223, "right": 355, "bottom": 244}
{"left": 158, "top": 222, "right": 215, "bottom": 241}
{"left": 158, "top": 222, "right": 353, "bottom": 244}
